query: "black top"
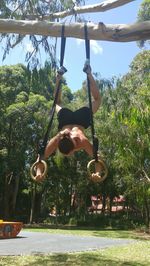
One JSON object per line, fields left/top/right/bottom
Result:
{"left": 57, "top": 106, "right": 91, "bottom": 130}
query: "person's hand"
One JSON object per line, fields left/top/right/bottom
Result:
{"left": 35, "top": 154, "right": 40, "bottom": 163}
{"left": 91, "top": 172, "right": 102, "bottom": 182}
{"left": 62, "top": 128, "right": 71, "bottom": 135}
{"left": 57, "top": 66, "right": 67, "bottom": 76}
{"left": 59, "top": 129, "right": 71, "bottom": 138}
{"left": 94, "top": 161, "right": 103, "bottom": 173}
{"left": 91, "top": 161, "right": 103, "bottom": 182}
{"left": 34, "top": 155, "right": 45, "bottom": 182}
{"left": 83, "top": 59, "right": 92, "bottom": 74}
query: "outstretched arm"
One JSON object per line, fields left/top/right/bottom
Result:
{"left": 44, "top": 128, "right": 71, "bottom": 158}
{"left": 34, "top": 135, "right": 60, "bottom": 182}
{"left": 82, "top": 138, "right": 93, "bottom": 157}
{"left": 34, "top": 132, "right": 63, "bottom": 182}
{"left": 44, "top": 134, "right": 59, "bottom": 158}
{"left": 54, "top": 74, "right": 62, "bottom": 113}
{"left": 83, "top": 62, "right": 101, "bottom": 114}
{"left": 87, "top": 72, "right": 101, "bottom": 114}
{"left": 54, "top": 66, "right": 67, "bottom": 113}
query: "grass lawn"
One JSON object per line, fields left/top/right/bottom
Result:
{"left": 0, "top": 228, "right": 149, "bottom": 266}
{"left": 23, "top": 226, "right": 150, "bottom": 240}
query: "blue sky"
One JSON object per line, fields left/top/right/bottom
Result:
{"left": 0, "top": 0, "right": 147, "bottom": 91}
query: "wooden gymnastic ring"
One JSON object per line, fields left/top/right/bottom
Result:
{"left": 30, "top": 160, "right": 47, "bottom": 182}
{"left": 87, "top": 159, "right": 108, "bottom": 183}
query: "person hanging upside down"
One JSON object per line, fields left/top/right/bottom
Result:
{"left": 35, "top": 62, "right": 101, "bottom": 181}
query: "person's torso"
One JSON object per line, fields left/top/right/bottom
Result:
{"left": 57, "top": 107, "right": 91, "bottom": 130}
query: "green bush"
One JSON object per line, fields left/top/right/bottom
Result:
{"left": 68, "top": 217, "right": 77, "bottom": 226}
{"left": 42, "top": 212, "right": 146, "bottom": 230}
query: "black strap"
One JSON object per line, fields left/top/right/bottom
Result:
{"left": 60, "top": 24, "right": 66, "bottom": 67}
{"left": 84, "top": 24, "right": 90, "bottom": 60}
{"left": 84, "top": 23, "right": 99, "bottom": 162}
{"left": 38, "top": 25, "right": 66, "bottom": 159}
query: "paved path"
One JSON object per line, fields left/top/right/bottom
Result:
{"left": 0, "top": 231, "right": 134, "bottom": 255}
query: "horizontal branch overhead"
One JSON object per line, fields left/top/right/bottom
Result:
{"left": 0, "top": 19, "right": 150, "bottom": 42}
{"left": 25, "top": 0, "right": 135, "bottom": 20}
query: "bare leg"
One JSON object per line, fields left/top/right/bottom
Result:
{"left": 83, "top": 62, "right": 101, "bottom": 113}
{"left": 53, "top": 74, "right": 62, "bottom": 104}
{"left": 87, "top": 73, "right": 101, "bottom": 114}
{"left": 54, "top": 74, "right": 62, "bottom": 113}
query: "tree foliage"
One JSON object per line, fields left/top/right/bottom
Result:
{"left": 0, "top": 0, "right": 149, "bottom": 67}
{"left": 97, "top": 50, "right": 150, "bottom": 227}
{"left": 0, "top": 50, "right": 149, "bottom": 229}
{"left": 137, "top": 0, "right": 150, "bottom": 47}
{"left": 0, "top": 0, "right": 84, "bottom": 67}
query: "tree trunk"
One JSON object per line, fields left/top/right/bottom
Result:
{"left": 102, "top": 194, "right": 107, "bottom": 213}
{"left": 29, "top": 183, "right": 36, "bottom": 224}
{"left": 144, "top": 197, "right": 150, "bottom": 232}
{"left": 3, "top": 174, "right": 10, "bottom": 220}
{"left": 0, "top": 19, "right": 150, "bottom": 42}
{"left": 3, "top": 173, "right": 21, "bottom": 220}
{"left": 11, "top": 175, "right": 20, "bottom": 218}
{"left": 25, "top": 0, "right": 134, "bottom": 20}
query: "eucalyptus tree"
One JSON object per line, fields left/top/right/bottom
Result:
{"left": 0, "top": 64, "right": 30, "bottom": 218}
{"left": 0, "top": 0, "right": 149, "bottom": 68}
{"left": 0, "top": 0, "right": 85, "bottom": 68}
{"left": 0, "top": 0, "right": 149, "bottom": 224}
{"left": 89, "top": 50, "right": 150, "bottom": 224}
{"left": 137, "top": 0, "right": 150, "bottom": 47}
{"left": 100, "top": 50, "right": 150, "bottom": 227}
{"left": 0, "top": 63, "right": 67, "bottom": 220}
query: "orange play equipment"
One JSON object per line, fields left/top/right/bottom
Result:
{"left": 0, "top": 220, "right": 23, "bottom": 239}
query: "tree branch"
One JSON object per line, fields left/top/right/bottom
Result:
{"left": 142, "top": 169, "right": 150, "bottom": 183}
{"left": 0, "top": 19, "right": 150, "bottom": 42}
{"left": 24, "top": 0, "right": 135, "bottom": 20}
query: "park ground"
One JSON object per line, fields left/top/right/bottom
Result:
{"left": 0, "top": 227, "right": 150, "bottom": 266}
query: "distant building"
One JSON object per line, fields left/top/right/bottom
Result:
{"left": 88, "top": 195, "right": 126, "bottom": 213}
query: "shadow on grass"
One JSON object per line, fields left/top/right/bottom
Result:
{"left": 24, "top": 224, "right": 150, "bottom": 241}
{"left": 19, "top": 253, "right": 146, "bottom": 266}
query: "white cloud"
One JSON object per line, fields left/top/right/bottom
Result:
{"left": 76, "top": 39, "right": 83, "bottom": 45}
{"left": 24, "top": 42, "right": 34, "bottom": 53}
{"left": 76, "top": 39, "right": 103, "bottom": 55}
{"left": 90, "top": 40, "right": 103, "bottom": 54}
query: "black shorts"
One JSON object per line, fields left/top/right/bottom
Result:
{"left": 57, "top": 106, "right": 91, "bottom": 130}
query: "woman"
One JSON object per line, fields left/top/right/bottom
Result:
{"left": 35, "top": 62, "right": 101, "bottom": 181}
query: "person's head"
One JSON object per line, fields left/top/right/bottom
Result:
{"left": 58, "top": 135, "right": 75, "bottom": 155}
